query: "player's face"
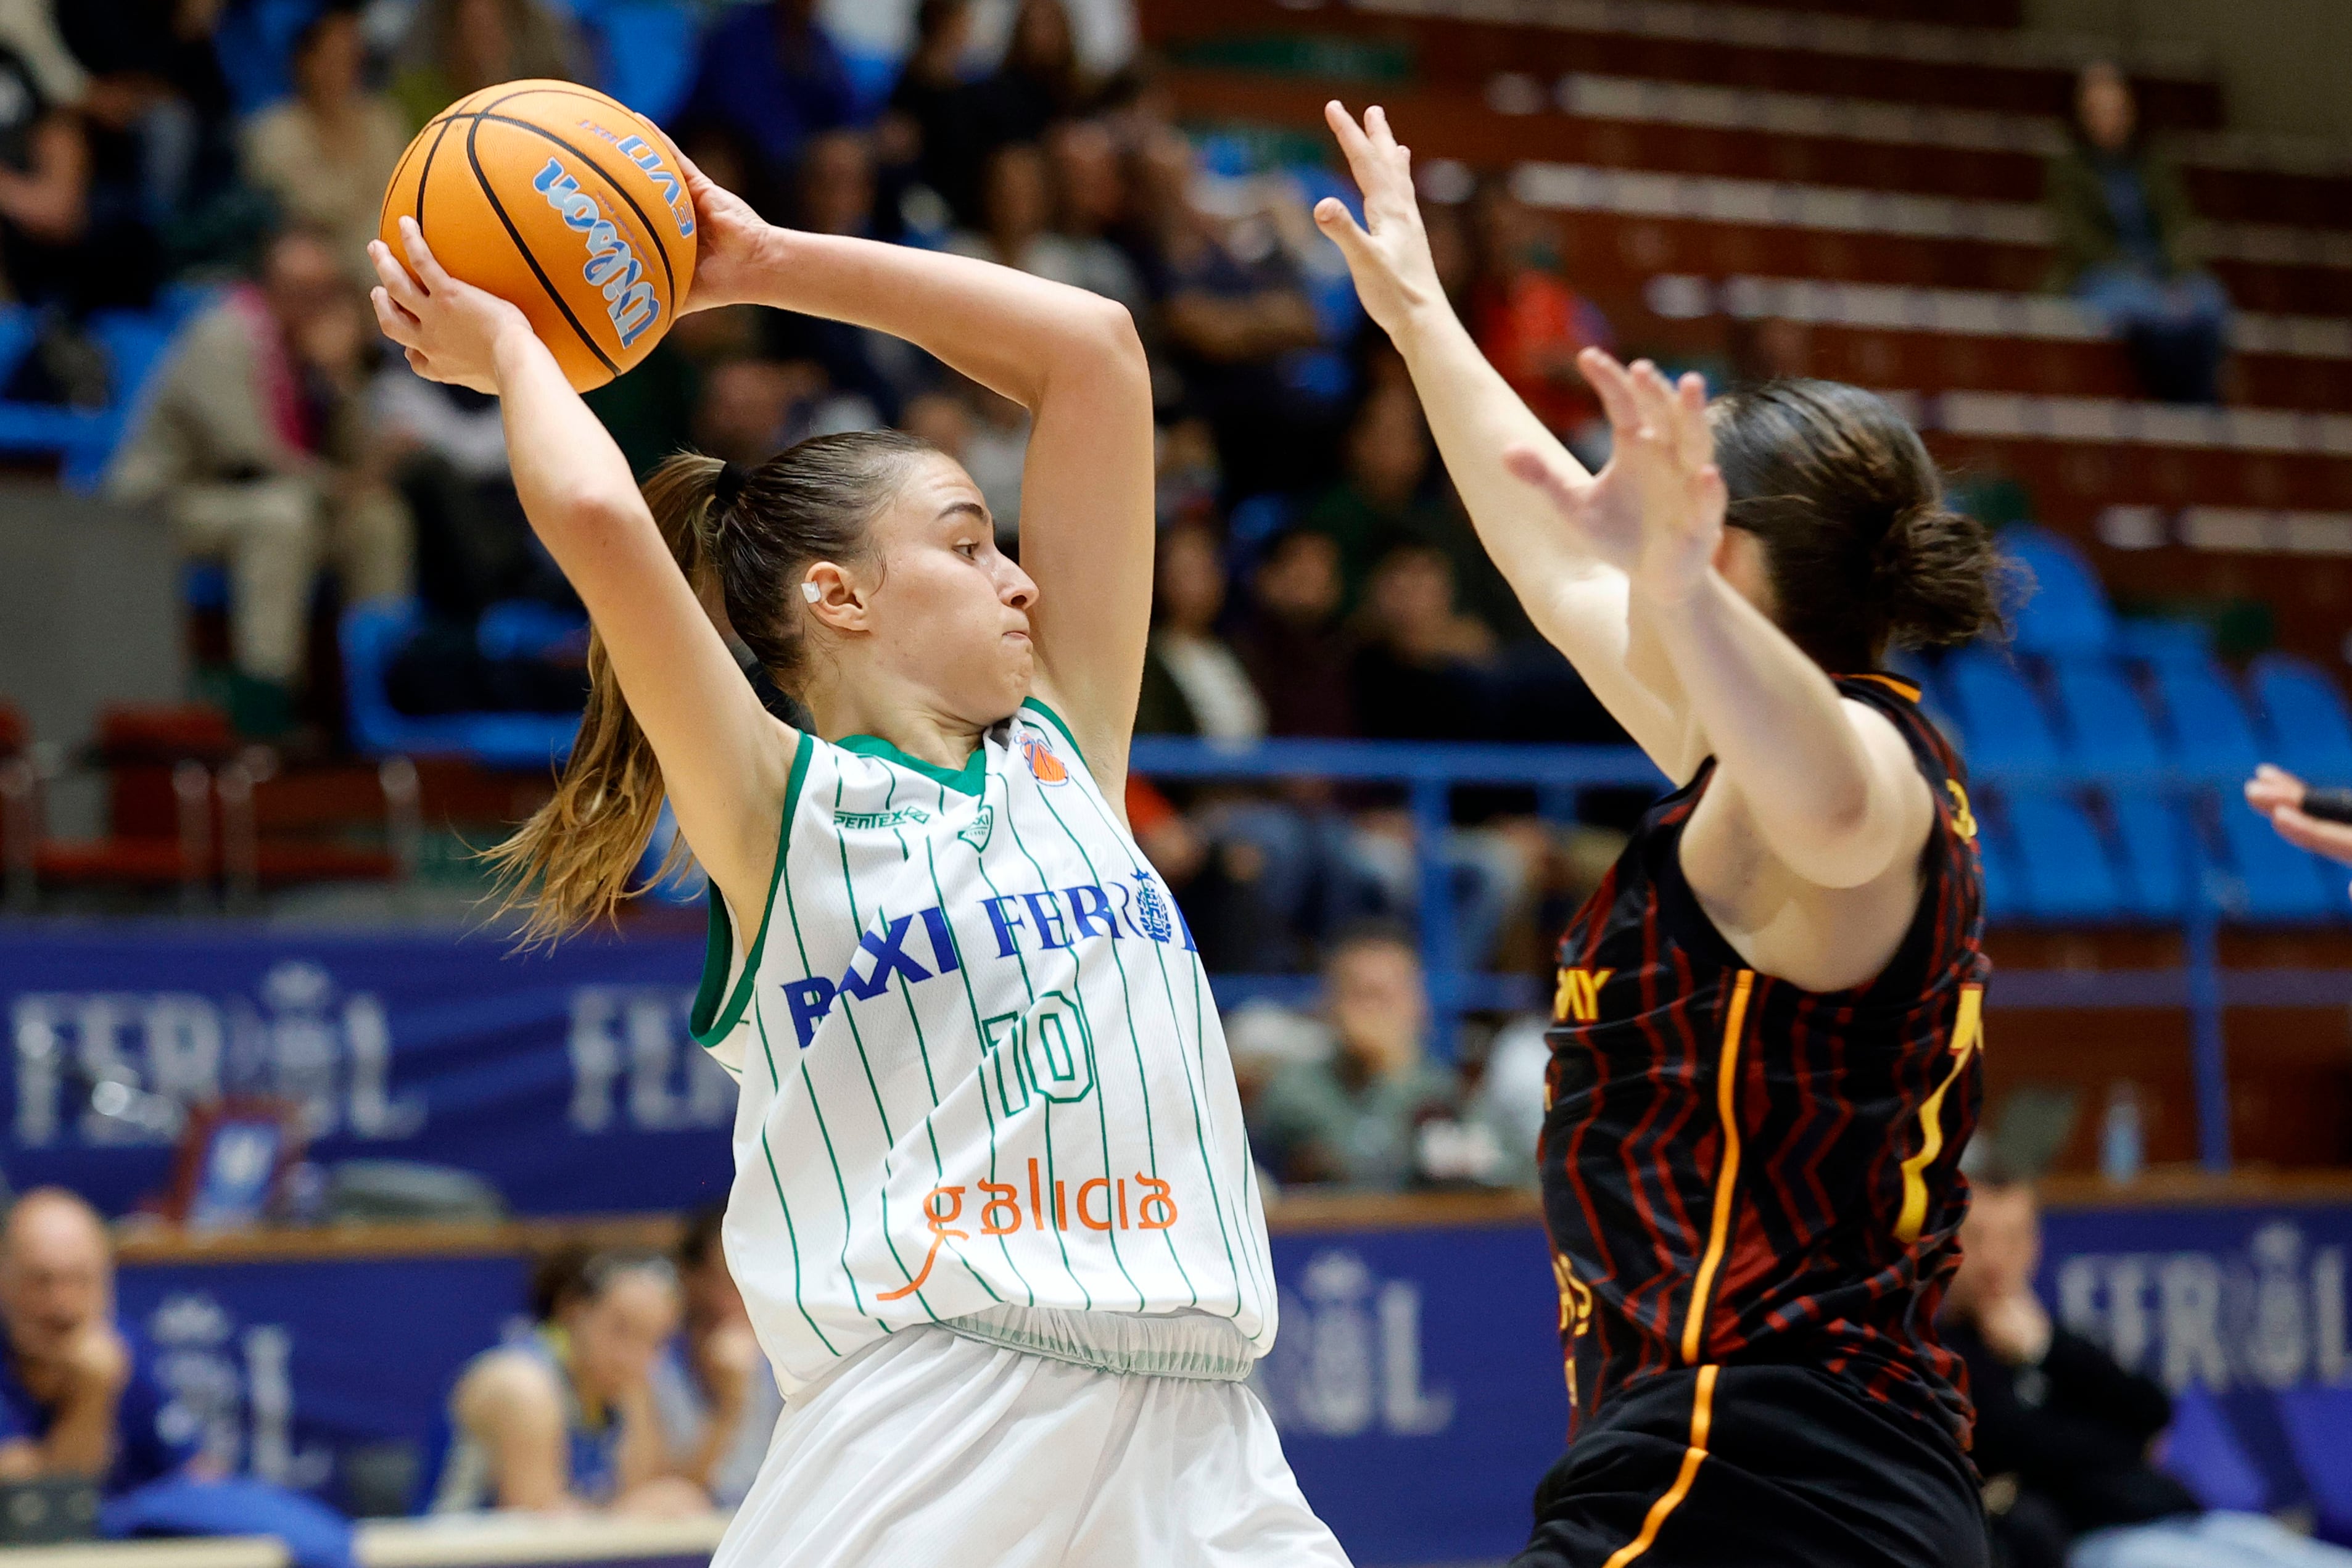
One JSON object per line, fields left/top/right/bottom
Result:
{"left": 569, "top": 1272, "right": 682, "bottom": 1398}
{"left": 852, "top": 453, "right": 1039, "bottom": 727}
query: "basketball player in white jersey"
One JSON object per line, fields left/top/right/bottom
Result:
{"left": 366, "top": 146, "right": 1348, "bottom": 1566}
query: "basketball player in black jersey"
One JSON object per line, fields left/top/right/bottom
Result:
{"left": 1316, "top": 104, "right": 2005, "bottom": 1566}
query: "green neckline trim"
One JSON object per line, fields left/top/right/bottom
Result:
{"left": 1020, "top": 696, "right": 1087, "bottom": 769}
{"left": 690, "top": 733, "right": 812, "bottom": 1047}
{"left": 835, "top": 731, "right": 989, "bottom": 796}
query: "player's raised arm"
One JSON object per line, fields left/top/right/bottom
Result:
{"left": 672, "top": 151, "right": 1153, "bottom": 799}
{"left": 1509, "top": 354, "right": 1932, "bottom": 891}
{"left": 368, "top": 220, "right": 792, "bottom": 938}
{"left": 1315, "top": 101, "right": 1688, "bottom": 775}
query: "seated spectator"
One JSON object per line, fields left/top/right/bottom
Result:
{"left": 60, "top": 0, "right": 255, "bottom": 280}
{"left": 1348, "top": 542, "right": 1496, "bottom": 743}
{"left": 672, "top": 0, "right": 856, "bottom": 209}
{"left": 1131, "top": 128, "right": 1331, "bottom": 499}
{"left": 106, "top": 228, "right": 412, "bottom": 734}
{"left": 434, "top": 1248, "right": 705, "bottom": 1516}
{"left": 1947, "top": 1170, "right": 2352, "bottom": 1568}
{"left": 950, "top": 141, "right": 1139, "bottom": 312}
{"left": 0, "top": 36, "right": 101, "bottom": 330}
{"left": 1469, "top": 178, "right": 1614, "bottom": 468}
{"left": 1233, "top": 527, "right": 1353, "bottom": 738}
{"left": 242, "top": 4, "right": 407, "bottom": 289}
{"left": 762, "top": 130, "right": 924, "bottom": 423}
{"left": 901, "top": 376, "right": 1026, "bottom": 547}
{"left": 649, "top": 1207, "right": 778, "bottom": 1511}
{"left": 1306, "top": 382, "right": 1514, "bottom": 629}
{"left": 946, "top": 0, "right": 1089, "bottom": 225}
{"left": 1046, "top": 117, "right": 1146, "bottom": 316}
{"left": 880, "top": 0, "right": 980, "bottom": 227}
{"left": 393, "top": 0, "right": 582, "bottom": 131}
{"left": 1247, "top": 925, "right": 1481, "bottom": 1187}
{"left": 0, "top": 1189, "right": 353, "bottom": 1568}
{"left": 1137, "top": 521, "right": 1264, "bottom": 742}
{"left": 2047, "top": 61, "right": 2230, "bottom": 405}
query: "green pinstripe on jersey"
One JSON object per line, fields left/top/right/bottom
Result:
{"left": 694, "top": 699, "right": 1274, "bottom": 1397}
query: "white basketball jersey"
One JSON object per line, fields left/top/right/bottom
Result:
{"left": 690, "top": 699, "right": 1277, "bottom": 1395}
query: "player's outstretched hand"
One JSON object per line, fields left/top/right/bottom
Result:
{"left": 2248, "top": 762, "right": 2352, "bottom": 874}
{"left": 368, "top": 217, "right": 530, "bottom": 395}
{"left": 1502, "top": 349, "right": 1725, "bottom": 606}
{"left": 664, "top": 138, "right": 775, "bottom": 316}
{"left": 1314, "top": 101, "right": 1445, "bottom": 339}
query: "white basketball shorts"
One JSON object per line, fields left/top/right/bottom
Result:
{"left": 714, "top": 1324, "right": 1353, "bottom": 1568}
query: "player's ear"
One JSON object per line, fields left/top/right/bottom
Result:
{"left": 800, "top": 561, "right": 867, "bottom": 632}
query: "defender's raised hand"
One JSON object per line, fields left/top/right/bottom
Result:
{"left": 1504, "top": 349, "right": 1725, "bottom": 608}
{"left": 1314, "top": 101, "right": 1446, "bottom": 337}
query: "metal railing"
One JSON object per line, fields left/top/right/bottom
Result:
{"left": 1128, "top": 737, "right": 2352, "bottom": 1174}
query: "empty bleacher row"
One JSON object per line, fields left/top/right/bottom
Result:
{"left": 1151, "top": 0, "right": 2226, "bottom": 125}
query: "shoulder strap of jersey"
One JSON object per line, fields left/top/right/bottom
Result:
{"left": 1836, "top": 671, "right": 1980, "bottom": 846}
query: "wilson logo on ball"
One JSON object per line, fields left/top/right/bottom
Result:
{"left": 530, "top": 156, "right": 661, "bottom": 350}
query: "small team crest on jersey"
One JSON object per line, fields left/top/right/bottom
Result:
{"left": 1020, "top": 732, "right": 1069, "bottom": 785}
{"left": 957, "top": 805, "right": 995, "bottom": 852}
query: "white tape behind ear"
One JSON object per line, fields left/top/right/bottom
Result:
{"left": 800, "top": 580, "right": 822, "bottom": 603}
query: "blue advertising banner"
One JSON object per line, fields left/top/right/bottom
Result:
{"left": 2, "top": 927, "right": 729, "bottom": 1217}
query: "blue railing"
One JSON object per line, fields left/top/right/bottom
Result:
{"left": 1129, "top": 737, "right": 2352, "bottom": 1174}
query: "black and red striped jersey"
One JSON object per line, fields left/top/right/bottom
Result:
{"left": 1539, "top": 672, "right": 1989, "bottom": 1453}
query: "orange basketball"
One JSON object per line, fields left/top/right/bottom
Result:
{"left": 379, "top": 80, "right": 696, "bottom": 392}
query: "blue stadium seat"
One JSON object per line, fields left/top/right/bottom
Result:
{"left": 1971, "top": 794, "right": 2030, "bottom": 923}
{"left": 342, "top": 599, "right": 580, "bottom": 770}
{"left": 2144, "top": 656, "right": 2266, "bottom": 784}
{"left": 2160, "top": 1384, "right": 2274, "bottom": 1516}
{"left": 2247, "top": 654, "right": 2352, "bottom": 784}
{"left": 590, "top": 3, "right": 702, "bottom": 124}
{"left": 2000, "top": 526, "right": 2114, "bottom": 654}
{"left": 476, "top": 599, "right": 587, "bottom": 662}
{"left": 2045, "top": 658, "right": 2163, "bottom": 773}
{"left": 2002, "top": 790, "right": 2127, "bottom": 920}
{"left": 2214, "top": 797, "right": 2342, "bottom": 920}
{"left": 2277, "top": 1387, "right": 2352, "bottom": 1544}
{"left": 1942, "top": 650, "right": 2062, "bottom": 772}
{"left": 2105, "top": 788, "right": 2199, "bottom": 919}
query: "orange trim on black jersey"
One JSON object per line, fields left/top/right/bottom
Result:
{"left": 1841, "top": 672, "right": 1923, "bottom": 703}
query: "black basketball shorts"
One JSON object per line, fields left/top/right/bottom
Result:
{"left": 1512, "top": 1363, "right": 1991, "bottom": 1568}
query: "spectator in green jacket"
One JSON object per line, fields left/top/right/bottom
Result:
{"left": 2044, "top": 60, "right": 2229, "bottom": 404}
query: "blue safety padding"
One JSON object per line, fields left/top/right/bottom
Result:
{"left": 2276, "top": 1387, "right": 2352, "bottom": 1544}
{"left": 2105, "top": 788, "right": 2198, "bottom": 918}
{"left": 342, "top": 599, "right": 579, "bottom": 770}
{"left": 2161, "top": 1384, "right": 2275, "bottom": 1516}
{"left": 2003, "top": 789, "right": 2127, "bottom": 920}
{"left": 2001, "top": 525, "right": 2115, "bottom": 654}
{"left": 2148, "top": 656, "right": 2267, "bottom": 783}
{"left": 2247, "top": 654, "right": 2352, "bottom": 784}
{"left": 2214, "top": 793, "right": 2340, "bottom": 920}
{"left": 2047, "top": 658, "right": 2164, "bottom": 771}
{"left": 1944, "top": 650, "right": 2063, "bottom": 771}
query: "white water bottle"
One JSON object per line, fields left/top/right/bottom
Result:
{"left": 2100, "top": 1081, "right": 2145, "bottom": 1184}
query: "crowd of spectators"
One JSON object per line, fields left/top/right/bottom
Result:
{"left": 0, "top": 0, "right": 1638, "bottom": 973}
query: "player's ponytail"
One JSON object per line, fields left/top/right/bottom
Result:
{"left": 487, "top": 432, "right": 934, "bottom": 943}
{"left": 1710, "top": 379, "right": 2010, "bottom": 671}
